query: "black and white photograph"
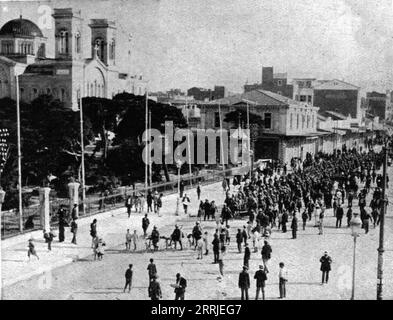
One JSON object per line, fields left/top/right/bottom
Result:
{"left": 0, "top": 0, "right": 393, "bottom": 306}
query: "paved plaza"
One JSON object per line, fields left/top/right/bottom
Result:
{"left": 2, "top": 166, "right": 393, "bottom": 300}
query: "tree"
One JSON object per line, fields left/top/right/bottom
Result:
{"left": 0, "top": 95, "right": 94, "bottom": 201}
{"left": 82, "top": 97, "right": 128, "bottom": 160}
{"left": 111, "top": 93, "right": 187, "bottom": 182}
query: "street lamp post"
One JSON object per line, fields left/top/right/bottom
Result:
{"left": 350, "top": 212, "right": 362, "bottom": 300}
{"left": 175, "top": 160, "right": 183, "bottom": 216}
{"left": 0, "top": 187, "right": 6, "bottom": 300}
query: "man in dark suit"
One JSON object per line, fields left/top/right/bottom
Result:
{"left": 291, "top": 213, "right": 298, "bottom": 239}
{"left": 254, "top": 265, "right": 268, "bottom": 300}
{"left": 238, "top": 266, "right": 250, "bottom": 300}
{"left": 170, "top": 225, "right": 183, "bottom": 250}
{"left": 149, "top": 276, "right": 162, "bottom": 300}
{"left": 336, "top": 204, "right": 344, "bottom": 228}
{"left": 174, "top": 273, "right": 187, "bottom": 300}
{"left": 212, "top": 234, "right": 220, "bottom": 263}
{"left": 125, "top": 196, "right": 133, "bottom": 217}
{"left": 261, "top": 240, "right": 272, "bottom": 273}
{"left": 281, "top": 210, "right": 288, "bottom": 233}
{"left": 243, "top": 243, "right": 251, "bottom": 268}
{"left": 147, "top": 258, "right": 157, "bottom": 282}
{"left": 320, "top": 251, "right": 332, "bottom": 284}
{"left": 123, "top": 264, "right": 133, "bottom": 293}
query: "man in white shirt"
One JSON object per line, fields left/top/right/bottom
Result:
{"left": 278, "top": 262, "right": 288, "bottom": 299}
{"left": 125, "top": 229, "right": 132, "bottom": 251}
{"left": 131, "top": 230, "right": 138, "bottom": 251}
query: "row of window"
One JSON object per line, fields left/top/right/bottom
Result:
{"left": 295, "top": 95, "right": 313, "bottom": 103}
{"left": 94, "top": 38, "right": 116, "bottom": 62}
{"left": 19, "top": 87, "right": 67, "bottom": 102}
{"left": 296, "top": 81, "right": 312, "bottom": 88}
{"left": 213, "top": 112, "right": 273, "bottom": 129}
{"left": 1, "top": 41, "right": 34, "bottom": 55}
{"left": 58, "top": 31, "right": 82, "bottom": 55}
{"left": 289, "top": 113, "right": 315, "bottom": 130}
{"left": 86, "top": 82, "right": 105, "bottom": 98}
{"left": 56, "top": 29, "right": 116, "bottom": 62}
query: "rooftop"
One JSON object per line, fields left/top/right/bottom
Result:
{"left": 202, "top": 89, "right": 315, "bottom": 108}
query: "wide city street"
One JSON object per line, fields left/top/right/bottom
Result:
{"left": 3, "top": 167, "right": 393, "bottom": 300}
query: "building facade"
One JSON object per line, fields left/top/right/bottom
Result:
{"left": 292, "top": 78, "right": 361, "bottom": 119}
{"left": 0, "top": 8, "right": 147, "bottom": 109}
{"left": 199, "top": 89, "right": 320, "bottom": 164}
{"left": 366, "top": 90, "right": 393, "bottom": 121}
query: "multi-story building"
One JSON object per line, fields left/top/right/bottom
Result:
{"left": 0, "top": 8, "right": 146, "bottom": 109}
{"left": 244, "top": 66, "right": 293, "bottom": 98}
{"left": 366, "top": 91, "right": 393, "bottom": 121}
{"left": 199, "top": 89, "right": 320, "bottom": 163}
{"left": 292, "top": 78, "right": 361, "bottom": 119}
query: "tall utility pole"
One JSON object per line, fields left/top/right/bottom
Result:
{"left": 246, "top": 102, "right": 251, "bottom": 171}
{"left": 145, "top": 90, "right": 148, "bottom": 195}
{"left": 79, "top": 92, "right": 86, "bottom": 215}
{"left": 377, "top": 145, "right": 388, "bottom": 300}
{"left": 185, "top": 98, "right": 192, "bottom": 186}
{"left": 218, "top": 103, "right": 225, "bottom": 173}
{"left": 16, "top": 75, "right": 23, "bottom": 232}
{"left": 148, "top": 109, "right": 152, "bottom": 187}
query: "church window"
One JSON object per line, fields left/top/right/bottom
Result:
{"left": 59, "top": 30, "right": 69, "bottom": 54}
{"left": 87, "top": 83, "right": 90, "bottom": 96}
{"left": 1, "top": 41, "right": 14, "bottom": 54}
{"left": 75, "top": 32, "right": 81, "bottom": 54}
{"left": 94, "top": 38, "right": 105, "bottom": 61}
{"left": 109, "top": 39, "right": 115, "bottom": 61}
{"left": 46, "top": 88, "right": 51, "bottom": 95}
{"left": 38, "top": 43, "right": 46, "bottom": 57}
{"left": 90, "top": 83, "right": 94, "bottom": 96}
{"left": 32, "top": 88, "right": 38, "bottom": 100}
{"left": 60, "top": 88, "right": 66, "bottom": 101}
{"left": 94, "top": 81, "right": 97, "bottom": 97}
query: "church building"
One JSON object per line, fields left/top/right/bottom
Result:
{"left": 0, "top": 8, "right": 147, "bottom": 109}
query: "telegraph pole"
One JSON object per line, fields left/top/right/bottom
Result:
{"left": 16, "top": 75, "right": 23, "bottom": 232}
{"left": 377, "top": 145, "right": 388, "bottom": 300}
{"left": 79, "top": 93, "right": 86, "bottom": 215}
{"left": 145, "top": 90, "right": 148, "bottom": 196}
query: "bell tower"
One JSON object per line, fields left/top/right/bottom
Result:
{"left": 52, "top": 8, "right": 83, "bottom": 60}
{"left": 89, "top": 19, "right": 116, "bottom": 66}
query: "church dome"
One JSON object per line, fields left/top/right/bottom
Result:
{"left": 0, "top": 17, "right": 43, "bottom": 38}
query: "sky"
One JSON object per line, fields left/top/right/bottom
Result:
{"left": 1, "top": 0, "right": 393, "bottom": 94}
